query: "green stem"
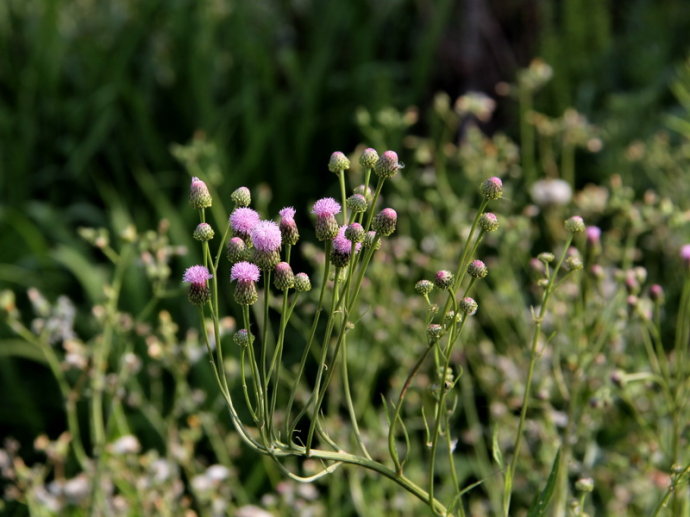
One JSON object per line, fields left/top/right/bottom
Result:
{"left": 502, "top": 236, "right": 573, "bottom": 516}
{"left": 285, "top": 240, "right": 332, "bottom": 437}
{"left": 389, "top": 339, "right": 436, "bottom": 473}
{"left": 306, "top": 267, "right": 342, "bottom": 454}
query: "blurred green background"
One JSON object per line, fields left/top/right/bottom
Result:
{"left": 2, "top": 0, "right": 690, "bottom": 513}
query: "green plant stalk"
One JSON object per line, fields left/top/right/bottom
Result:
{"left": 285, "top": 240, "right": 332, "bottom": 437}
{"left": 428, "top": 294, "right": 463, "bottom": 507}
{"left": 261, "top": 270, "right": 273, "bottom": 431}
{"left": 242, "top": 304, "right": 268, "bottom": 442}
{"left": 341, "top": 335, "right": 371, "bottom": 459}
{"left": 305, "top": 267, "right": 343, "bottom": 454}
{"left": 338, "top": 170, "right": 348, "bottom": 224}
{"left": 239, "top": 348, "right": 258, "bottom": 422}
{"left": 439, "top": 202, "right": 489, "bottom": 321}
{"left": 502, "top": 235, "right": 573, "bottom": 517}
{"left": 671, "top": 271, "right": 690, "bottom": 514}
{"left": 364, "top": 176, "right": 386, "bottom": 232}
{"left": 268, "top": 288, "right": 291, "bottom": 440}
{"left": 389, "top": 338, "right": 437, "bottom": 474}
{"left": 198, "top": 305, "right": 264, "bottom": 451}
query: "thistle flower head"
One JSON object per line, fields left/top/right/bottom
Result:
{"left": 230, "top": 207, "right": 260, "bottom": 238}
{"left": 274, "top": 262, "right": 295, "bottom": 291}
{"left": 233, "top": 329, "right": 252, "bottom": 347}
{"left": 374, "top": 150, "right": 402, "bottom": 179}
{"left": 279, "top": 206, "right": 296, "bottom": 222}
{"left": 372, "top": 208, "right": 397, "bottom": 237}
{"left": 231, "top": 186, "right": 251, "bottom": 207}
{"left": 354, "top": 184, "right": 373, "bottom": 201}
{"left": 564, "top": 215, "right": 585, "bottom": 233}
{"left": 328, "top": 151, "right": 350, "bottom": 173}
{"left": 650, "top": 284, "right": 665, "bottom": 303}
{"left": 426, "top": 324, "right": 444, "bottom": 341}
{"left": 193, "top": 222, "right": 215, "bottom": 242}
{"left": 434, "top": 270, "right": 454, "bottom": 289}
{"left": 344, "top": 222, "right": 365, "bottom": 243}
{"left": 359, "top": 148, "right": 379, "bottom": 169}
{"left": 479, "top": 212, "right": 499, "bottom": 233}
{"left": 183, "top": 265, "right": 213, "bottom": 305}
{"left": 294, "top": 272, "right": 312, "bottom": 292}
{"left": 346, "top": 194, "right": 368, "bottom": 213}
{"left": 313, "top": 198, "right": 341, "bottom": 241}
{"left": 415, "top": 279, "right": 434, "bottom": 296}
{"left": 183, "top": 265, "right": 213, "bottom": 285}
{"left": 250, "top": 220, "right": 282, "bottom": 253}
{"left": 586, "top": 225, "right": 601, "bottom": 244}
{"left": 231, "top": 262, "right": 260, "bottom": 304}
{"left": 312, "top": 197, "right": 341, "bottom": 218}
{"left": 226, "top": 237, "right": 247, "bottom": 263}
{"left": 363, "top": 231, "right": 381, "bottom": 250}
{"left": 467, "top": 259, "right": 488, "bottom": 279}
{"left": 230, "top": 261, "right": 260, "bottom": 284}
{"left": 190, "top": 177, "right": 212, "bottom": 209}
{"left": 460, "top": 297, "right": 478, "bottom": 316}
{"left": 279, "top": 207, "right": 299, "bottom": 246}
{"left": 333, "top": 225, "right": 362, "bottom": 255}
{"left": 480, "top": 176, "right": 503, "bottom": 200}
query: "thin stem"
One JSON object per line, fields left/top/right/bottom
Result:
{"left": 306, "top": 267, "right": 342, "bottom": 454}
{"left": 389, "top": 339, "right": 436, "bottom": 473}
{"left": 285, "top": 240, "right": 332, "bottom": 437}
{"left": 502, "top": 235, "right": 573, "bottom": 517}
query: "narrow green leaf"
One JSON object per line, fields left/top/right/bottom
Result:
{"left": 0, "top": 339, "right": 46, "bottom": 364}
{"left": 492, "top": 427, "right": 504, "bottom": 469}
{"left": 527, "top": 448, "right": 562, "bottom": 517}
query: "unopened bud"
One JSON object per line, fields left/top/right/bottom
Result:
{"left": 565, "top": 215, "right": 585, "bottom": 233}
{"left": 359, "top": 148, "right": 379, "bottom": 169}
{"left": 328, "top": 151, "right": 350, "bottom": 173}
{"left": 467, "top": 260, "right": 488, "bottom": 279}
{"left": 374, "top": 150, "right": 402, "bottom": 179}
{"left": 231, "top": 186, "right": 251, "bottom": 207}
{"left": 480, "top": 177, "right": 503, "bottom": 200}
{"left": 479, "top": 212, "right": 499, "bottom": 232}
{"left": 193, "top": 222, "right": 215, "bottom": 242}
{"left": 434, "top": 270, "right": 453, "bottom": 289}
{"left": 190, "top": 177, "right": 212, "bottom": 209}
{"left": 372, "top": 208, "right": 397, "bottom": 237}
{"left": 294, "top": 273, "right": 312, "bottom": 292}
{"left": 460, "top": 297, "right": 478, "bottom": 315}
{"left": 415, "top": 279, "right": 434, "bottom": 296}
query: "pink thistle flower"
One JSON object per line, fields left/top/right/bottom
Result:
{"left": 681, "top": 244, "right": 690, "bottom": 264}
{"left": 333, "top": 225, "right": 362, "bottom": 255}
{"left": 231, "top": 262, "right": 260, "bottom": 284}
{"left": 312, "top": 197, "right": 341, "bottom": 218}
{"left": 230, "top": 207, "right": 260, "bottom": 238}
{"left": 183, "top": 265, "right": 213, "bottom": 305}
{"left": 586, "top": 226, "right": 602, "bottom": 244}
{"left": 230, "top": 261, "right": 260, "bottom": 305}
{"left": 183, "top": 265, "right": 213, "bottom": 285}
{"left": 279, "top": 207, "right": 296, "bottom": 222}
{"left": 190, "top": 177, "right": 212, "bottom": 209}
{"left": 312, "top": 198, "right": 341, "bottom": 241}
{"left": 250, "top": 220, "right": 282, "bottom": 253}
